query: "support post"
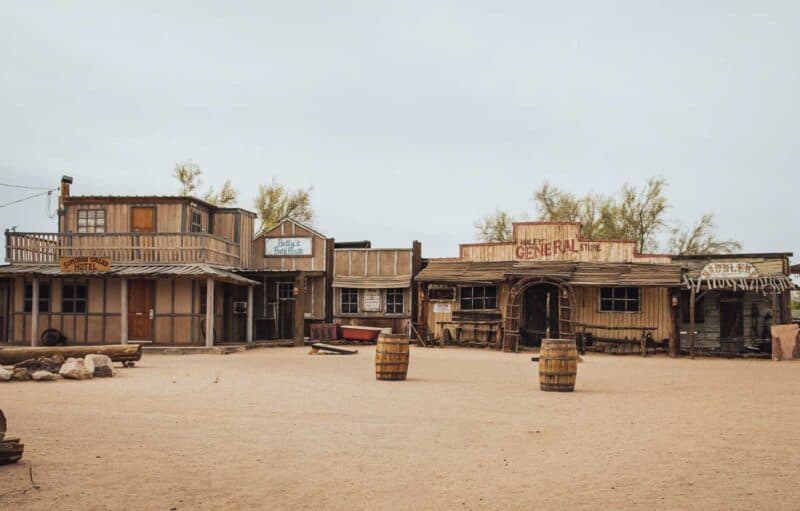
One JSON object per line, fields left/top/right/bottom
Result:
{"left": 294, "top": 272, "right": 305, "bottom": 346}
{"left": 689, "top": 288, "right": 696, "bottom": 360}
{"left": 30, "top": 277, "right": 39, "bottom": 346}
{"left": 669, "top": 289, "right": 679, "bottom": 358}
{"left": 120, "top": 278, "right": 128, "bottom": 344}
{"left": 246, "top": 285, "right": 254, "bottom": 343}
{"left": 206, "top": 277, "right": 215, "bottom": 347}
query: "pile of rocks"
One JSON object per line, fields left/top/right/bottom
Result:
{"left": 0, "top": 353, "right": 116, "bottom": 382}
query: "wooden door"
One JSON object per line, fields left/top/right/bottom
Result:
{"left": 277, "top": 282, "right": 294, "bottom": 339}
{"left": 521, "top": 285, "right": 559, "bottom": 347}
{"left": 720, "top": 298, "right": 744, "bottom": 339}
{"left": 128, "top": 280, "right": 154, "bottom": 340}
{"left": 131, "top": 207, "right": 155, "bottom": 232}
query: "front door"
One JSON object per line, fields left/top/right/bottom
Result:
{"left": 521, "top": 284, "right": 560, "bottom": 347}
{"left": 720, "top": 295, "right": 744, "bottom": 339}
{"left": 277, "top": 282, "right": 294, "bottom": 339}
{"left": 128, "top": 280, "right": 154, "bottom": 341}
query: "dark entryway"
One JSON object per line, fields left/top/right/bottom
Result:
{"left": 521, "top": 283, "right": 560, "bottom": 347}
{"left": 720, "top": 293, "right": 744, "bottom": 340}
{"left": 276, "top": 282, "right": 295, "bottom": 339}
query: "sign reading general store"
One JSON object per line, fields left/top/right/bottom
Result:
{"left": 265, "top": 237, "right": 313, "bottom": 256}
{"left": 515, "top": 237, "right": 601, "bottom": 260}
{"left": 59, "top": 256, "right": 112, "bottom": 273}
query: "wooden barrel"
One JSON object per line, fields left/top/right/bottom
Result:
{"left": 375, "top": 334, "right": 409, "bottom": 381}
{"left": 539, "top": 338, "right": 577, "bottom": 392}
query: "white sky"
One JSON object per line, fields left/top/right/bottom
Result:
{"left": 1, "top": 1, "right": 798, "bottom": 260}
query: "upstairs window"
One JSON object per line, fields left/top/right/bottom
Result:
{"left": 341, "top": 288, "right": 358, "bottom": 314}
{"left": 386, "top": 288, "right": 404, "bottom": 314}
{"left": 77, "top": 209, "right": 105, "bottom": 233}
{"left": 460, "top": 286, "right": 497, "bottom": 310}
{"left": 190, "top": 209, "right": 202, "bottom": 233}
{"left": 24, "top": 283, "right": 50, "bottom": 313}
{"left": 62, "top": 283, "right": 88, "bottom": 313}
{"left": 600, "top": 287, "right": 640, "bottom": 312}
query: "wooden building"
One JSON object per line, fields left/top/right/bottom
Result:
{"left": 0, "top": 176, "right": 259, "bottom": 347}
{"left": 675, "top": 254, "right": 794, "bottom": 355}
{"left": 415, "top": 222, "right": 684, "bottom": 353}
{"left": 332, "top": 242, "right": 422, "bottom": 334}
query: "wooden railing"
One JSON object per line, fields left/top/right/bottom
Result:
{"left": 5, "top": 232, "right": 242, "bottom": 267}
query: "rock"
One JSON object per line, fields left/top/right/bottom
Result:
{"left": 0, "top": 367, "right": 12, "bottom": 381}
{"left": 58, "top": 357, "right": 94, "bottom": 380}
{"left": 15, "top": 356, "right": 64, "bottom": 374}
{"left": 32, "top": 370, "right": 60, "bottom": 381}
{"left": 85, "top": 354, "right": 115, "bottom": 377}
{"left": 12, "top": 368, "right": 31, "bottom": 381}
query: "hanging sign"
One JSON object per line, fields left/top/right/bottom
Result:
{"left": 265, "top": 237, "right": 313, "bottom": 256}
{"left": 59, "top": 256, "right": 112, "bottom": 273}
{"left": 363, "top": 290, "right": 381, "bottom": 312}
{"left": 433, "top": 303, "right": 452, "bottom": 313}
{"left": 699, "top": 262, "right": 758, "bottom": 280}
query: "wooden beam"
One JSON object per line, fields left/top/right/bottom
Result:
{"left": 120, "top": 278, "right": 128, "bottom": 344}
{"left": 205, "top": 277, "right": 215, "bottom": 347}
{"left": 689, "top": 288, "right": 696, "bottom": 359}
{"left": 669, "top": 289, "right": 680, "bottom": 358}
{"left": 294, "top": 272, "right": 305, "bottom": 346}
{"left": 246, "top": 285, "right": 254, "bottom": 343}
{"left": 30, "top": 278, "right": 39, "bottom": 346}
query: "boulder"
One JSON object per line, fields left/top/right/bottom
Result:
{"left": 0, "top": 368, "right": 12, "bottom": 382}
{"left": 11, "top": 368, "right": 31, "bottom": 381}
{"left": 58, "top": 357, "right": 94, "bottom": 380}
{"left": 85, "top": 354, "right": 115, "bottom": 377}
{"left": 32, "top": 370, "right": 61, "bottom": 381}
{"left": 15, "top": 356, "right": 64, "bottom": 374}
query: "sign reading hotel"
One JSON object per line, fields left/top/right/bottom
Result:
{"left": 265, "top": 237, "right": 313, "bottom": 257}
{"left": 515, "top": 238, "right": 601, "bottom": 260}
{"left": 699, "top": 262, "right": 758, "bottom": 280}
{"left": 59, "top": 256, "right": 112, "bottom": 273}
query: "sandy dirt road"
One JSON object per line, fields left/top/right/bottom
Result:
{"left": 2, "top": 346, "right": 799, "bottom": 510}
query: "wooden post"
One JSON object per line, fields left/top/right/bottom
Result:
{"left": 293, "top": 272, "right": 305, "bottom": 346}
{"left": 205, "top": 277, "right": 215, "bottom": 347}
{"left": 246, "top": 285, "right": 254, "bottom": 343}
{"left": 120, "top": 278, "right": 128, "bottom": 344}
{"left": 689, "top": 288, "right": 696, "bottom": 359}
{"left": 669, "top": 289, "right": 679, "bottom": 358}
{"left": 771, "top": 290, "right": 779, "bottom": 328}
{"left": 30, "top": 278, "right": 39, "bottom": 346}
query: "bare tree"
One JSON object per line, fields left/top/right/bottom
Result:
{"left": 609, "top": 178, "right": 669, "bottom": 253}
{"left": 532, "top": 182, "right": 610, "bottom": 240}
{"left": 173, "top": 160, "right": 202, "bottom": 196}
{"left": 254, "top": 178, "right": 314, "bottom": 234}
{"left": 203, "top": 179, "right": 238, "bottom": 207}
{"left": 475, "top": 210, "right": 514, "bottom": 242}
{"left": 668, "top": 213, "right": 742, "bottom": 255}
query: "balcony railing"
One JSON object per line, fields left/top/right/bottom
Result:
{"left": 5, "top": 232, "right": 242, "bottom": 267}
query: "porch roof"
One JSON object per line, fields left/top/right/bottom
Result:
{"left": 0, "top": 263, "right": 258, "bottom": 286}
{"left": 332, "top": 274, "right": 412, "bottom": 289}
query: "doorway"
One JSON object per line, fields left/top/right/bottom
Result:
{"left": 128, "top": 280, "right": 154, "bottom": 341}
{"left": 276, "top": 282, "right": 294, "bottom": 339}
{"left": 521, "top": 283, "right": 560, "bottom": 347}
{"left": 720, "top": 293, "right": 744, "bottom": 339}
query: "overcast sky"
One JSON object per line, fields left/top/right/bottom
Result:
{"left": 1, "top": 1, "right": 798, "bottom": 260}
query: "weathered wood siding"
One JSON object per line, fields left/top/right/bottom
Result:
{"left": 424, "top": 281, "right": 509, "bottom": 341}
{"left": 64, "top": 201, "right": 196, "bottom": 233}
{"left": 573, "top": 286, "right": 672, "bottom": 341}
{"left": 251, "top": 220, "right": 328, "bottom": 272}
{"left": 680, "top": 290, "right": 774, "bottom": 349}
{"left": 333, "top": 249, "right": 414, "bottom": 278}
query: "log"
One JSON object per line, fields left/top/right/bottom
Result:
{"left": 0, "top": 344, "right": 142, "bottom": 365}
{"left": 309, "top": 343, "right": 358, "bottom": 355}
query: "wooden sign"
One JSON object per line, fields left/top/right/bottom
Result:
{"left": 59, "top": 256, "right": 112, "bottom": 273}
{"left": 699, "top": 262, "right": 758, "bottom": 280}
{"left": 433, "top": 303, "right": 452, "bottom": 313}
{"left": 363, "top": 290, "right": 381, "bottom": 312}
{"left": 515, "top": 238, "right": 601, "bottom": 260}
{"left": 265, "top": 237, "right": 313, "bottom": 256}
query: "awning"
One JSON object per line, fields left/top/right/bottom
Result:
{"left": 332, "top": 275, "right": 412, "bottom": 289}
{"left": 0, "top": 263, "right": 259, "bottom": 286}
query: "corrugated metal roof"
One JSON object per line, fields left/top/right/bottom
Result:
{"left": 0, "top": 263, "right": 258, "bottom": 285}
{"left": 416, "top": 260, "right": 682, "bottom": 286}
{"left": 332, "top": 275, "right": 412, "bottom": 289}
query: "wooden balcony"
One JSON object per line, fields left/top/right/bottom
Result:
{"left": 5, "top": 232, "right": 243, "bottom": 267}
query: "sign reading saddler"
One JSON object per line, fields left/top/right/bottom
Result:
{"left": 59, "top": 256, "right": 112, "bottom": 273}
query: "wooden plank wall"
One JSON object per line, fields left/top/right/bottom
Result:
{"left": 424, "top": 281, "right": 509, "bottom": 341}
{"left": 679, "top": 290, "right": 774, "bottom": 349}
{"left": 573, "top": 287, "right": 673, "bottom": 341}
{"left": 251, "top": 220, "right": 328, "bottom": 272}
{"left": 64, "top": 202, "right": 198, "bottom": 233}
{"left": 333, "top": 249, "right": 414, "bottom": 278}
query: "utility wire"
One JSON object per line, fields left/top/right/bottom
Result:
{"left": 0, "top": 182, "right": 54, "bottom": 191}
{"left": 0, "top": 189, "right": 56, "bottom": 208}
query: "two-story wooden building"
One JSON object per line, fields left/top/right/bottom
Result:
{"left": 0, "top": 176, "right": 259, "bottom": 347}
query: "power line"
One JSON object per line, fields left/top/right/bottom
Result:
{"left": 0, "top": 189, "right": 56, "bottom": 208}
{"left": 0, "top": 182, "right": 54, "bottom": 191}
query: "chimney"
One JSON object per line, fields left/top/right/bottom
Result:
{"left": 60, "top": 175, "right": 73, "bottom": 198}
{"left": 58, "top": 175, "right": 73, "bottom": 232}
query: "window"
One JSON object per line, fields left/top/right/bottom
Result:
{"left": 386, "top": 288, "right": 404, "bottom": 314}
{"left": 460, "top": 286, "right": 497, "bottom": 310}
{"left": 341, "top": 288, "right": 358, "bottom": 314}
{"left": 428, "top": 287, "right": 455, "bottom": 301}
{"left": 77, "top": 209, "right": 105, "bottom": 233}
{"left": 600, "top": 287, "right": 640, "bottom": 312}
{"left": 277, "top": 282, "right": 295, "bottom": 300}
{"left": 680, "top": 290, "right": 705, "bottom": 323}
{"left": 24, "top": 283, "right": 50, "bottom": 313}
{"left": 62, "top": 283, "right": 88, "bottom": 313}
{"left": 190, "top": 209, "right": 202, "bottom": 233}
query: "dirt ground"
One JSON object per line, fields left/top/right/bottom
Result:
{"left": 2, "top": 346, "right": 799, "bottom": 510}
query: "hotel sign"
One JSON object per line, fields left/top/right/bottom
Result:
{"left": 265, "top": 237, "right": 313, "bottom": 256}
{"left": 514, "top": 238, "right": 601, "bottom": 260}
{"left": 59, "top": 256, "right": 112, "bottom": 273}
{"left": 699, "top": 262, "right": 758, "bottom": 280}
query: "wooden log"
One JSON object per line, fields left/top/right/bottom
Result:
{"left": 0, "top": 344, "right": 142, "bottom": 365}
{"left": 309, "top": 343, "right": 358, "bottom": 355}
